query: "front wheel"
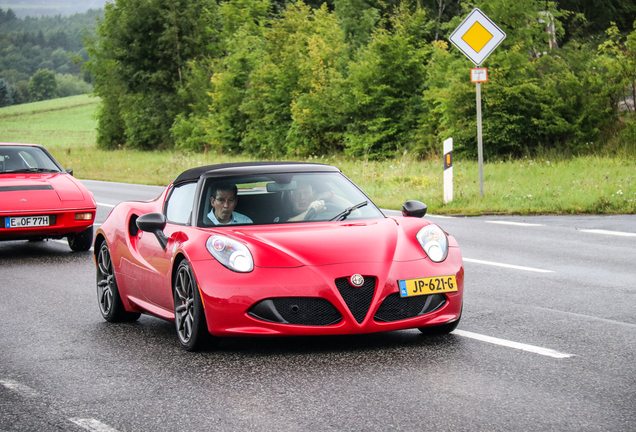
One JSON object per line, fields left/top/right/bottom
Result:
{"left": 173, "top": 260, "right": 217, "bottom": 351}
{"left": 418, "top": 307, "right": 461, "bottom": 335}
{"left": 96, "top": 242, "right": 140, "bottom": 322}
{"left": 68, "top": 226, "right": 93, "bottom": 251}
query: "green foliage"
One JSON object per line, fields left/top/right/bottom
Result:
{"left": 343, "top": 4, "right": 434, "bottom": 158}
{"left": 0, "top": 78, "right": 12, "bottom": 107}
{"left": 555, "top": 0, "right": 636, "bottom": 38}
{"left": 11, "top": 80, "right": 29, "bottom": 104}
{"left": 0, "top": 8, "right": 17, "bottom": 25}
{"left": 334, "top": 0, "right": 379, "bottom": 50}
{"left": 172, "top": 0, "right": 272, "bottom": 153}
{"left": 421, "top": 0, "right": 623, "bottom": 159}
{"left": 0, "top": 9, "right": 99, "bottom": 106}
{"left": 28, "top": 68, "right": 57, "bottom": 101}
{"left": 86, "top": 0, "right": 221, "bottom": 150}
{"left": 55, "top": 73, "right": 92, "bottom": 97}
{"left": 95, "top": 0, "right": 636, "bottom": 159}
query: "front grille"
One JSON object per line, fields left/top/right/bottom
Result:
{"left": 335, "top": 276, "right": 376, "bottom": 324}
{"left": 249, "top": 297, "right": 341, "bottom": 326}
{"left": 374, "top": 293, "right": 446, "bottom": 322}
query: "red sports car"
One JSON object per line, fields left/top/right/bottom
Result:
{"left": 94, "top": 162, "right": 464, "bottom": 350}
{"left": 0, "top": 143, "right": 96, "bottom": 251}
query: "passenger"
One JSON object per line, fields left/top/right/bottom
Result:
{"left": 208, "top": 183, "right": 252, "bottom": 225}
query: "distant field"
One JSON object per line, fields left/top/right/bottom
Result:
{"left": 1, "top": 96, "right": 634, "bottom": 214}
{"left": 0, "top": 95, "right": 99, "bottom": 148}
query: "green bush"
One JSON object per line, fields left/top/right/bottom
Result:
{"left": 86, "top": 0, "right": 221, "bottom": 150}
{"left": 28, "top": 69, "right": 57, "bottom": 102}
{"left": 55, "top": 73, "right": 92, "bottom": 97}
{"left": 0, "top": 78, "right": 12, "bottom": 107}
{"left": 343, "top": 4, "right": 433, "bottom": 158}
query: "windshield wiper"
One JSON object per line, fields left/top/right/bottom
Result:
{"left": 4, "top": 168, "right": 60, "bottom": 174}
{"left": 330, "top": 201, "right": 368, "bottom": 222}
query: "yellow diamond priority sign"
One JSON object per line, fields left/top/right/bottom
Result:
{"left": 450, "top": 8, "right": 506, "bottom": 66}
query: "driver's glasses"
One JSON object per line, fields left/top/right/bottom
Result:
{"left": 214, "top": 197, "right": 236, "bottom": 205}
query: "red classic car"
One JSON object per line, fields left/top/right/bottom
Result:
{"left": 0, "top": 143, "right": 96, "bottom": 251}
{"left": 94, "top": 162, "right": 464, "bottom": 351}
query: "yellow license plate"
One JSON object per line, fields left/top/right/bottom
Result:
{"left": 398, "top": 275, "right": 457, "bottom": 298}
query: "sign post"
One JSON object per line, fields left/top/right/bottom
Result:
{"left": 443, "top": 138, "right": 453, "bottom": 204}
{"left": 449, "top": 8, "right": 505, "bottom": 197}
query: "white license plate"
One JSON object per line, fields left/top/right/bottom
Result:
{"left": 398, "top": 275, "right": 458, "bottom": 297}
{"left": 5, "top": 215, "right": 50, "bottom": 228}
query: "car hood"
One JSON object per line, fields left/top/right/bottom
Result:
{"left": 0, "top": 173, "right": 93, "bottom": 212}
{"left": 227, "top": 217, "right": 427, "bottom": 268}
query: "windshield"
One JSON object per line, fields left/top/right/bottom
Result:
{"left": 0, "top": 146, "right": 62, "bottom": 174}
{"left": 198, "top": 172, "right": 385, "bottom": 226}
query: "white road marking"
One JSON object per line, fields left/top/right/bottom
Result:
{"left": 97, "top": 202, "right": 115, "bottom": 208}
{"left": 463, "top": 257, "right": 554, "bottom": 273}
{"left": 70, "top": 418, "right": 120, "bottom": 432}
{"left": 534, "top": 306, "right": 636, "bottom": 329}
{"left": 454, "top": 330, "right": 574, "bottom": 359}
{"left": 0, "top": 379, "right": 40, "bottom": 398}
{"left": 485, "top": 221, "right": 544, "bottom": 227}
{"left": 580, "top": 229, "right": 636, "bottom": 237}
{"left": 427, "top": 214, "right": 453, "bottom": 219}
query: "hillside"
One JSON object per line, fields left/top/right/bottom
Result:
{"left": 0, "top": 0, "right": 105, "bottom": 18}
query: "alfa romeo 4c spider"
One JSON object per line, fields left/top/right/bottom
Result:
{"left": 94, "top": 162, "right": 464, "bottom": 351}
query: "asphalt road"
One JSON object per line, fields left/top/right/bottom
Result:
{"left": 1, "top": 180, "right": 635, "bottom": 432}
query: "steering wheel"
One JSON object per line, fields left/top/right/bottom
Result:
{"left": 304, "top": 202, "right": 340, "bottom": 221}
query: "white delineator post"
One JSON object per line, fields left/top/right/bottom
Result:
{"left": 443, "top": 138, "right": 453, "bottom": 204}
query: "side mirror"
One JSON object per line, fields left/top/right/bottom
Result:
{"left": 66, "top": 169, "right": 74, "bottom": 176}
{"left": 402, "top": 200, "right": 427, "bottom": 218}
{"left": 136, "top": 213, "right": 168, "bottom": 250}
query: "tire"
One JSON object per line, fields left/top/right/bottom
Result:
{"left": 68, "top": 226, "right": 94, "bottom": 251}
{"left": 96, "top": 242, "right": 140, "bottom": 323}
{"left": 173, "top": 260, "right": 217, "bottom": 351}
{"left": 418, "top": 308, "right": 462, "bottom": 335}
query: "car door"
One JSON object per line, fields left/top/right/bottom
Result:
{"left": 136, "top": 182, "right": 197, "bottom": 310}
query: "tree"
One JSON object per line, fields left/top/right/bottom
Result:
{"left": 0, "top": 78, "right": 13, "bottom": 107}
{"left": 86, "top": 0, "right": 222, "bottom": 150}
{"left": 343, "top": 3, "right": 434, "bottom": 158}
{"left": 28, "top": 69, "right": 57, "bottom": 101}
{"left": 0, "top": 8, "right": 17, "bottom": 24}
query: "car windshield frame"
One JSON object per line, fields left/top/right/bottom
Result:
{"left": 195, "top": 171, "right": 385, "bottom": 227}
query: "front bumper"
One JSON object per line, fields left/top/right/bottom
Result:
{"left": 192, "top": 251, "right": 464, "bottom": 337}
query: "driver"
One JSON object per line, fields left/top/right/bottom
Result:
{"left": 286, "top": 180, "right": 350, "bottom": 221}
{"left": 287, "top": 180, "right": 325, "bottom": 221}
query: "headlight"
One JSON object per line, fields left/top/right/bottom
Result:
{"left": 416, "top": 225, "right": 449, "bottom": 263}
{"left": 206, "top": 235, "right": 254, "bottom": 272}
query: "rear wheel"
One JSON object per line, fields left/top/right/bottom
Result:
{"left": 96, "top": 242, "right": 140, "bottom": 322}
{"left": 68, "top": 226, "right": 94, "bottom": 251}
{"left": 173, "top": 260, "right": 217, "bottom": 351}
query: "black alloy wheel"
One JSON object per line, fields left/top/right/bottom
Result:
{"left": 96, "top": 242, "right": 140, "bottom": 322}
{"left": 173, "top": 260, "right": 217, "bottom": 351}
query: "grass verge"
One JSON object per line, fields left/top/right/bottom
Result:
{"left": 1, "top": 95, "right": 635, "bottom": 214}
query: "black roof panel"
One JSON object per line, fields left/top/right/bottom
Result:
{"left": 173, "top": 162, "right": 340, "bottom": 184}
